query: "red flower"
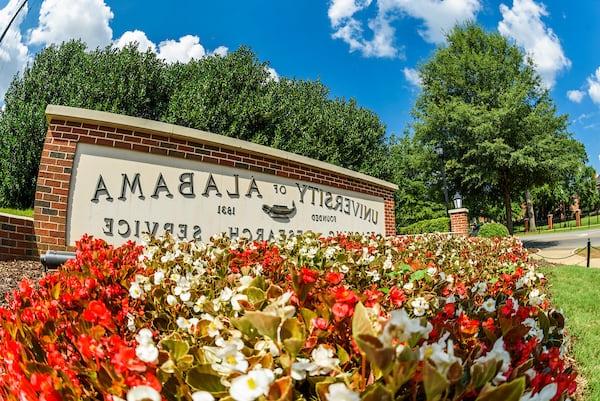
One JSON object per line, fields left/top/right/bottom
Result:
{"left": 332, "top": 302, "right": 353, "bottom": 320}
{"left": 389, "top": 286, "right": 406, "bottom": 307}
{"left": 332, "top": 286, "right": 358, "bottom": 304}
{"left": 325, "top": 272, "right": 344, "bottom": 285}
{"left": 82, "top": 300, "right": 113, "bottom": 328}
{"left": 458, "top": 313, "right": 480, "bottom": 336}
{"left": 482, "top": 317, "right": 496, "bottom": 332}
{"left": 299, "top": 267, "right": 319, "bottom": 284}
{"left": 363, "top": 288, "right": 383, "bottom": 307}
{"left": 311, "top": 317, "right": 329, "bottom": 330}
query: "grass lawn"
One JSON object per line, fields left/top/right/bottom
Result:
{"left": 540, "top": 265, "right": 600, "bottom": 400}
{"left": 0, "top": 207, "right": 33, "bottom": 218}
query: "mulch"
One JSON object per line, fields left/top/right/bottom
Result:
{"left": 0, "top": 260, "right": 45, "bottom": 304}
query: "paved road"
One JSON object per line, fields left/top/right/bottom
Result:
{"left": 520, "top": 229, "right": 600, "bottom": 250}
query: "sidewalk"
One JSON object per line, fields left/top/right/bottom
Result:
{"left": 529, "top": 248, "right": 600, "bottom": 268}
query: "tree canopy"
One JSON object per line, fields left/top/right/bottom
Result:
{"left": 413, "top": 23, "right": 587, "bottom": 233}
{"left": 0, "top": 43, "right": 387, "bottom": 208}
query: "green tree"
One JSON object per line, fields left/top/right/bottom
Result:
{"left": 413, "top": 23, "right": 586, "bottom": 233}
{"left": 164, "top": 47, "right": 388, "bottom": 177}
{"left": 0, "top": 44, "right": 390, "bottom": 209}
{"left": 0, "top": 41, "right": 171, "bottom": 207}
{"left": 387, "top": 134, "right": 446, "bottom": 227}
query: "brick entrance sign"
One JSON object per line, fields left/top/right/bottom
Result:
{"left": 34, "top": 105, "right": 398, "bottom": 253}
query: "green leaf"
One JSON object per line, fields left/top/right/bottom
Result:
{"left": 423, "top": 361, "right": 449, "bottom": 401}
{"left": 361, "top": 383, "right": 394, "bottom": 401}
{"left": 244, "top": 311, "right": 281, "bottom": 340}
{"left": 186, "top": 365, "right": 227, "bottom": 394}
{"left": 352, "top": 302, "right": 376, "bottom": 340}
{"left": 231, "top": 316, "right": 259, "bottom": 339}
{"left": 475, "top": 377, "right": 525, "bottom": 401}
{"left": 280, "top": 318, "right": 305, "bottom": 357}
{"left": 355, "top": 334, "right": 394, "bottom": 373}
{"left": 159, "top": 339, "right": 189, "bottom": 361}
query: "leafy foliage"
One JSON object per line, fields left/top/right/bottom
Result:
{"left": 478, "top": 222, "right": 510, "bottom": 238}
{"left": 413, "top": 23, "right": 587, "bottom": 233}
{"left": 398, "top": 216, "right": 450, "bottom": 234}
{"left": 0, "top": 232, "right": 577, "bottom": 401}
{"left": 0, "top": 44, "right": 388, "bottom": 208}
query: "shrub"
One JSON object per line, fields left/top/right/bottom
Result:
{"left": 399, "top": 216, "right": 450, "bottom": 234}
{"left": 479, "top": 222, "right": 510, "bottom": 238}
{"left": 0, "top": 233, "right": 576, "bottom": 401}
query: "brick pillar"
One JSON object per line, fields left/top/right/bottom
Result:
{"left": 448, "top": 208, "right": 469, "bottom": 235}
{"left": 575, "top": 210, "right": 581, "bottom": 227}
{"left": 547, "top": 214, "right": 553, "bottom": 230}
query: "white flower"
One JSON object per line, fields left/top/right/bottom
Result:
{"left": 254, "top": 338, "right": 280, "bottom": 357}
{"left": 403, "top": 281, "right": 414, "bottom": 291}
{"left": 520, "top": 383, "right": 557, "bottom": 401}
{"left": 427, "top": 267, "right": 437, "bottom": 276}
{"left": 212, "top": 345, "right": 248, "bottom": 375}
{"left": 472, "top": 282, "right": 487, "bottom": 295}
{"left": 482, "top": 298, "right": 496, "bottom": 313}
{"left": 129, "top": 282, "right": 143, "bottom": 299}
{"left": 176, "top": 317, "right": 199, "bottom": 332}
{"left": 473, "top": 337, "right": 511, "bottom": 384}
{"left": 420, "top": 337, "right": 461, "bottom": 377}
{"left": 202, "top": 314, "right": 224, "bottom": 337}
{"left": 153, "top": 270, "right": 164, "bottom": 285}
{"left": 326, "top": 383, "right": 360, "bottom": 401}
{"left": 136, "top": 328, "right": 154, "bottom": 345}
{"left": 383, "top": 256, "right": 393, "bottom": 270}
{"left": 528, "top": 289, "right": 545, "bottom": 306}
{"left": 523, "top": 318, "right": 544, "bottom": 340}
{"left": 229, "top": 368, "right": 275, "bottom": 401}
{"left": 381, "top": 309, "right": 432, "bottom": 344}
{"left": 136, "top": 342, "right": 159, "bottom": 363}
{"left": 291, "top": 357, "right": 316, "bottom": 380}
{"left": 126, "top": 385, "right": 161, "bottom": 401}
{"left": 231, "top": 294, "right": 248, "bottom": 311}
{"left": 166, "top": 294, "right": 178, "bottom": 306}
{"left": 411, "top": 297, "right": 430, "bottom": 316}
{"left": 191, "top": 391, "right": 215, "bottom": 401}
{"left": 309, "top": 345, "right": 339, "bottom": 375}
{"left": 220, "top": 287, "right": 234, "bottom": 302}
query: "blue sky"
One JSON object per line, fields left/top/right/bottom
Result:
{"left": 1, "top": 0, "right": 600, "bottom": 170}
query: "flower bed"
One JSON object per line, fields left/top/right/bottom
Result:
{"left": 0, "top": 233, "right": 576, "bottom": 401}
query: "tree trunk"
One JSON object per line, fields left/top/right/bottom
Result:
{"left": 525, "top": 189, "right": 536, "bottom": 232}
{"left": 501, "top": 174, "right": 514, "bottom": 234}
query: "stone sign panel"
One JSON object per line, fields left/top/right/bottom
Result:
{"left": 34, "top": 105, "right": 398, "bottom": 253}
{"left": 68, "top": 143, "right": 386, "bottom": 245}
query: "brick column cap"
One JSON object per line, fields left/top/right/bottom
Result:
{"left": 448, "top": 208, "right": 469, "bottom": 215}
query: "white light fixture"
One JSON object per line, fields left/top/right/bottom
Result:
{"left": 452, "top": 192, "right": 463, "bottom": 209}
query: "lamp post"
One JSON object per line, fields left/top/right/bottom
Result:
{"left": 452, "top": 192, "right": 463, "bottom": 209}
{"left": 434, "top": 146, "right": 449, "bottom": 213}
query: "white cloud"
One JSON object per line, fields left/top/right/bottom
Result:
{"left": 403, "top": 67, "right": 422, "bottom": 87}
{"left": 567, "top": 89, "right": 585, "bottom": 103}
{"left": 386, "top": 0, "right": 481, "bottom": 44}
{"left": 114, "top": 32, "right": 229, "bottom": 63}
{"left": 265, "top": 67, "right": 279, "bottom": 82}
{"left": 157, "top": 35, "right": 206, "bottom": 63}
{"left": 29, "top": 0, "right": 113, "bottom": 49}
{"left": 587, "top": 67, "right": 600, "bottom": 105}
{"left": 0, "top": 0, "right": 29, "bottom": 101}
{"left": 211, "top": 46, "right": 229, "bottom": 57}
{"left": 498, "top": 0, "right": 570, "bottom": 88}
{"left": 113, "top": 30, "right": 156, "bottom": 53}
{"left": 327, "top": 0, "right": 480, "bottom": 58}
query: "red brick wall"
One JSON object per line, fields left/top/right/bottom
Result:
{"left": 0, "top": 214, "right": 38, "bottom": 260}
{"left": 449, "top": 209, "right": 469, "bottom": 235}
{"left": 35, "top": 116, "right": 397, "bottom": 252}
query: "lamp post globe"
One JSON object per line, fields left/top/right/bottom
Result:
{"left": 452, "top": 192, "right": 463, "bottom": 209}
